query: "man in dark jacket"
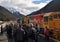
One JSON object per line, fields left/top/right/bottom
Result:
{"left": 6, "top": 24, "right": 13, "bottom": 42}
{"left": 16, "top": 24, "right": 24, "bottom": 42}
{"left": 50, "top": 29, "right": 54, "bottom": 38}
{"left": 22, "top": 25, "right": 29, "bottom": 42}
{"left": 13, "top": 24, "right": 17, "bottom": 42}
{"left": 1, "top": 25, "right": 3, "bottom": 35}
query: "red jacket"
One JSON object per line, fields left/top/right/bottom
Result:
{"left": 45, "top": 30, "right": 50, "bottom": 36}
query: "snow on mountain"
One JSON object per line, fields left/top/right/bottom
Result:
{"left": 3, "top": 7, "right": 25, "bottom": 18}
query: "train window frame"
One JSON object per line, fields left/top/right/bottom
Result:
{"left": 57, "top": 14, "right": 60, "bottom": 18}
{"left": 44, "top": 16, "right": 48, "bottom": 22}
{"left": 41, "top": 16, "right": 43, "bottom": 17}
{"left": 30, "top": 16, "right": 33, "bottom": 20}
{"left": 49, "top": 16, "right": 53, "bottom": 21}
{"left": 54, "top": 15, "right": 58, "bottom": 19}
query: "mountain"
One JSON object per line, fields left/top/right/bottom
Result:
{"left": 13, "top": 11, "right": 25, "bottom": 19}
{"left": 0, "top": 6, "right": 16, "bottom": 21}
{"left": 28, "top": 0, "right": 60, "bottom": 16}
{"left": 5, "top": 7, "right": 25, "bottom": 19}
{"left": 5, "top": 7, "right": 17, "bottom": 13}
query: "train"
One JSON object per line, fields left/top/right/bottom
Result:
{"left": 43, "top": 12, "right": 60, "bottom": 40}
{"left": 33, "top": 14, "right": 43, "bottom": 28}
{"left": 24, "top": 12, "right": 60, "bottom": 40}
{"left": 24, "top": 16, "right": 30, "bottom": 26}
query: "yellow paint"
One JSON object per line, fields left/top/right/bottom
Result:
{"left": 43, "top": 12, "right": 60, "bottom": 40}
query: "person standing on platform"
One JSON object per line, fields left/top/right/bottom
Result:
{"left": 6, "top": 24, "right": 13, "bottom": 42}
{"left": 16, "top": 24, "right": 24, "bottom": 42}
{"left": 45, "top": 28, "right": 50, "bottom": 42}
{"left": 50, "top": 29, "right": 54, "bottom": 38}
{"left": 1, "top": 25, "right": 3, "bottom": 35}
{"left": 13, "top": 24, "right": 17, "bottom": 42}
{"left": 22, "top": 25, "right": 29, "bottom": 42}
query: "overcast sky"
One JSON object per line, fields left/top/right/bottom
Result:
{"left": 0, "top": 0, "right": 52, "bottom": 15}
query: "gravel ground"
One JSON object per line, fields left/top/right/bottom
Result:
{"left": 0, "top": 33, "right": 8, "bottom": 42}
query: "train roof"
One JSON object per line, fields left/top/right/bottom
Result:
{"left": 44, "top": 13, "right": 51, "bottom": 16}
{"left": 33, "top": 14, "right": 44, "bottom": 16}
{"left": 44, "top": 12, "right": 60, "bottom": 17}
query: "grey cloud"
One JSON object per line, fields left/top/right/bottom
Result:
{"left": 16, "top": 4, "right": 39, "bottom": 10}
{"left": 17, "top": 7, "right": 39, "bottom": 15}
{"left": 24, "top": 7, "right": 39, "bottom": 10}
{"left": 0, "top": 0, "right": 40, "bottom": 15}
{"left": 16, "top": 3, "right": 39, "bottom": 13}
{"left": 15, "top": 4, "right": 27, "bottom": 9}
{"left": 16, "top": 4, "right": 27, "bottom": 7}
{"left": 0, "top": 0, "right": 12, "bottom": 6}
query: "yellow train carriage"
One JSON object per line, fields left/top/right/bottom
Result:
{"left": 53, "top": 12, "right": 60, "bottom": 30}
{"left": 43, "top": 12, "right": 54, "bottom": 29}
{"left": 53, "top": 12, "right": 60, "bottom": 40}
{"left": 24, "top": 16, "right": 30, "bottom": 26}
{"left": 43, "top": 12, "right": 60, "bottom": 40}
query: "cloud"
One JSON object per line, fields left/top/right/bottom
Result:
{"left": 33, "top": 0, "right": 52, "bottom": 3}
{"left": 32, "top": 0, "right": 52, "bottom": 4}
{"left": 16, "top": 7, "right": 39, "bottom": 15}
{"left": 0, "top": 0, "right": 52, "bottom": 15}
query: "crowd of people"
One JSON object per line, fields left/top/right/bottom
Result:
{"left": 0, "top": 22, "right": 54, "bottom": 42}
{"left": 4, "top": 23, "right": 39, "bottom": 42}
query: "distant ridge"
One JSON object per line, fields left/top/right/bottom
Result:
{"left": 13, "top": 11, "right": 25, "bottom": 19}
{"left": 0, "top": 6, "right": 16, "bottom": 21}
{"left": 28, "top": 0, "right": 60, "bottom": 16}
{"left": 5, "top": 7, "right": 25, "bottom": 19}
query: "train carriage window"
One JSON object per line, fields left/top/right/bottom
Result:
{"left": 49, "top": 16, "right": 53, "bottom": 21}
{"left": 41, "top": 16, "right": 43, "bottom": 17}
{"left": 54, "top": 15, "right": 58, "bottom": 19}
{"left": 58, "top": 14, "right": 60, "bottom": 18}
{"left": 54, "top": 14, "right": 60, "bottom": 19}
{"left": 30, "top": 16, "right": 33, "bottom": 20}
{"left": 44, "top": 17, "right": 48, "bottom": 22}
